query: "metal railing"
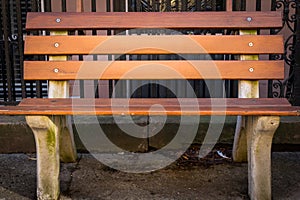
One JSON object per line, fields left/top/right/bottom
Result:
{"left": 0, "top": 0, "right": 43, "bottom": 105}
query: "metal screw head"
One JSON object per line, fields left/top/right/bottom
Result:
{"left": 56, "top": 18, "right": 61, "bottom": 23}
{"left": 54, "top": 43, "right": 59, "bottom": 48}
{"left": 246, "top": 17, "right": 252, "bottom": 22}
{"left": 248, "top": 42, "right": 254, "bottom": 47}
{"left": 249, "top": 67, "right": 254, "bottom": 73}
{"left": 53, "top": 68, "right": 59, "bottom": 73}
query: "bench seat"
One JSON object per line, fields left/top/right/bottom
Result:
{"left": 1, "top": 98, "right": 299, "bottom": 116}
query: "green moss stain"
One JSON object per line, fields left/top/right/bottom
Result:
{"left": 46, "top": 127, "right": 56, "bottom": 154}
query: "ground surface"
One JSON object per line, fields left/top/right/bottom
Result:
{"left": 0, "top": 152, "right": 299, "bottom": 200}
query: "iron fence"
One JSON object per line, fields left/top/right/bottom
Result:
{"left": 0, "top": 0, "right": 44, "bottom": 105}
{"left": 270, "top": 0, "right": 300, "bottom": 105}
{"left": 1, "top": 0, "right": 300, "bottom": 105}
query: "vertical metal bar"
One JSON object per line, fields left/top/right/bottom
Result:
{"left": 256, "top": 0, "right": 261, "bottom": 11}
{"left": 79, "top": 80, "right": 84, "bottom": 98}
{"left": 2, "top": 0, "right": 14, "bottom": 102}
{"left": 90, "top": 0, "right": 99, "bottom": 98}
{"left": 124, "top": 0, "right": 131, "bottom": 98}
{"left": 293, "top": 1, "right": 300, "bottom": 105}
{"left": 204, "top": 0, "right": 208, "bottom": 10}
{"left": 268, "top": 0, "right": 276, "bottom": 98}
{"left": 0, "top": 1, "right": 6, "bottom": 102}
{"left": 106, "top": 0, "right": 111, "bottom": 12}
{"left": 195, "top": 0, "right": 201, "bottom": 11}
{"left": 16, "top": 0, "right": 26, "bottom": 99}
{"left": 182, "top": 0, "right": 187, "bottom": 11}
{"left": 34, "top": 0, "right": 43, "bottom": 98}
{"left": 166, "top": 0, "right": 171, "bottom": 11}
{"left": 241, "top": 0, "right": 246, "bottom": 11}
{"left": 225, "top": 0, "right": 232, "bottom": 97}
{"left": 44, "top": 0, "right": 52, "bottom": 12}
{"left": 61, "top": 0, "right": 66, "bottom": 12}
{"left": 25, "top": 0, "right": 35, "bottom": 101}
{"left": 31, "top": 0, "right": 37, "bottom": 12}
{"left": 174, "top": 0, "right": 178, "bottom": 11}
{"left": 128, "top": 0, "right": 134, "bottom": 11}
{"left": 107, "top": 0, "right": 113, "bottom": 97}
{"left": 136, "top": 0, "right": 141, "bottom": 11}
{"left": 221, "top": 0, "right": 227, "bottom": 11}
{"left": 36, "top": 0, "right": 42, "bottom": 98}
{"left": 78, "top": 0, "right": 88, "bottom": 98}
{"left": 91, "top": 0, "right": 96, "bottom": 12}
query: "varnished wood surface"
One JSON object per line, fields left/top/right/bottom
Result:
{"left": 0, "top": 98, "right": 299, "bottom": 116}
{"left": 24, "top": 60, "right": 284, "bottom": 80}
{"left": 19, "top": 98, "right": 293, "bottom": 107}
{"left": 26, "top": 12, "right": 282, "bottom": 30}
{"left": 24, "top": 35, "right": 284, "bottom": 55}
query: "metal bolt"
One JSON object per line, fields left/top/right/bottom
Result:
{"left": 56, "top": 18, "right": 61, "bottom": 23}
{"left": 246, "top": 17, "right": 252, "bottom": 22}
{"left": 248, "top": 42, "right": 254, "bottom": 47}
{"left": 249, "top": 67, "right": 254, "bottom": 73}
{"left": 53, "top": 68, "right": 59, "bottom": 73}
{"left": 54, "top": 43, "right": 59, "bottom": 48}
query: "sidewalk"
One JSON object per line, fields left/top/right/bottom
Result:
{"left": 0, "top": 152, "right": 299, "bottom": 200}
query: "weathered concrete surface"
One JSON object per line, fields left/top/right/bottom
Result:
{"left": 0, "top": 116, "right": 299, "bottom": 153}
{"left": 26, "top": 116, "right": 61, "bottom": 200}
{"left": 246, "top": 116, "right": 280, "bottom": 200}
{"left": 0, "top": 152, "right": 299, "bottom": 199}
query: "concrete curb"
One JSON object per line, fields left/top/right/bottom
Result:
{"left": 0, "top": 116, "right": 299, "bottom": 153}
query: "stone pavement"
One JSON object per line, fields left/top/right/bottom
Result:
{"left": 0, "top": 152, "right": 299, "bottom": 200}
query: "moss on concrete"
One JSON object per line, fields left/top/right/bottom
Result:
{"left": 46, "top": 127, "right": 57, "bottom": 154}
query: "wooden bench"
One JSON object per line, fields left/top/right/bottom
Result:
{"left": 0, "top": 10, "right": 300, "bottom": 200}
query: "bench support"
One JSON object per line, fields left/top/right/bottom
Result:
{"left": 246, "top": 116, "right": 279, "bottom": 200}
{"left": 233, "top": 79, "right": 259, "bottom": 162}
{"left": 26, "top": 116, "right": 62, "bottom": 200}
{"left": 233, "top": 29, "right": 259, "bottom": 162}
{"left": 48, "top": 81, "right": 77, "bottom": 163}
{"left": 48, "top": 30, "right": 77, "bottom": 163}
{"left": 26, "top": 31, "right": 77, "bottom": 200}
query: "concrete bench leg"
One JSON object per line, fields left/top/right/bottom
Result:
{"left": 246, "top": 116, "right": 280, "bottom": 200}
{"left": 59, "top": 116, "right": 77, "bottom": 163}
{"left": 26, "top": 116, "right": 67, "bottom": 200}
{"left": 233, "top": 116, "right": 248, "bottom": 162}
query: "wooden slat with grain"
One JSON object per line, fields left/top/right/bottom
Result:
{"left": 1, "top": 98, "right": 299, "bottom": 116}
{"left": 24, "top": 60, "right": 284, "bottom": 80}
{"left": 24, "top": 35, "right": 284, "bottom": 55}
{"left": 19, "top": 98, "right": 293, "bottom": 107}
{"left": 26, "top": 12, "right": 282, "bottom": 30}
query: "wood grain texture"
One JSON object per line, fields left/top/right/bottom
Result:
{"left": 19, "top": 98, "right": 293, "bottom": 107}
{"left": 24, "top": 35, "right": 284, "bottom": 55}
{"left": 1, "top": 98, "right": 299, "bottom": 116}
{"left": 24, "top": 60, "right": 284, "bottom": 80}
{"left": 26, "top": 11, "right": 282, "bottom": 30}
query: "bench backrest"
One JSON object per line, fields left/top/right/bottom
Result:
{"left": 24, "top": 11, "right": 283, "bottom": 96}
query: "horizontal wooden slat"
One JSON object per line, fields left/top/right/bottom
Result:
{"left": 1, "top": 98, "right": 299, "bottom": 116}
{"left": 24, "top": 60, "right": 284, "bottom": 80}
{"left": 26, "top": 12, "right": 282, "bottom": 30}
{"left": 24, "top": 35, "right": 284, "bottom": 55}
{"left": 19, "top": 98, "right": 293, "bottom": 107}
